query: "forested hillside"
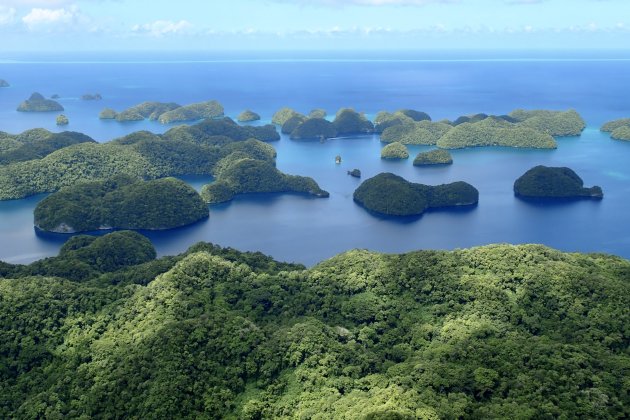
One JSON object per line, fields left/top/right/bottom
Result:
{"left": 1, "top": 232, "right": 628, "bottom": 419}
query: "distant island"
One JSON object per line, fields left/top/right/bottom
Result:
{"left": 380, "top": 142, "right": 409, "bottom": 159}
{"left": 99, "top": 100, "right": 224, "bottom": 124}
{"left": 17, "top": 92, "right": 64, "bottom": 112}
{"left": 290, "top": 118, "right": 338, "bottom": 140}
{"left": 353, "top": 172, "right": 478, "bottom": 216}
{"left": 374, "top": 109, "right": 431, "bottom": 133}
{"left": 514, "top": 166, "right": 603, "bottom": 199}
{"left": 380, "top": 109, "right": 584, "bottom": 149}
{"left": 601, "top": 118, "right": 630, "bottom": 141}
{"left": 34, "top": 176, "right": 209, "bottom": 233}
{"left": 81, "top": 93, "right": 102, "bottom": 100}
{"left": 201, "top": 155, "right": 329, "bottom": 204}
{"left": 309, "top": 108, "right": 326, "bottom": 118}
{"left": 0, "top": 118, "right": 283, "bottom": 200}
{"left": 56, "top": 115, "right": 69, "bottom": 126}
{"left": 0, "top": 79, "right": 9, "bottom": 87}
{"left": 237, "top": 110, "right": 261, "bottom": 122}
{"left": 272, "top": 107, "right": 303, "bottom": 125}
{"left": 413, "top": 149, "right": 453, "bottom": 166}
{"left": 333, "top": 108, "right": 374, "bottom": 135}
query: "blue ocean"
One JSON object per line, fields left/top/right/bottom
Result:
{"left": 1, "top": 50, "right": 630, "bottom": 265}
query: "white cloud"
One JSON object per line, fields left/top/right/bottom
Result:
{"left": 0, "top": 7, "right": 17, "bottom": 25}
{"left": 131, "top": 20, "right": 193, "bottom": 37}
{"left": 22, "top": 6, "right": 84, "bottom": 30}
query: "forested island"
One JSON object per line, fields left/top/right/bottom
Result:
{"left": 34, "top": 176, "right": 209, "bottom": 233}
{"left": 0, "top": 118, "right": 284, "bottom": 200}
{"left": 601, "top": 118, "right": 630, "bottom": 141}
{"left": 413, "top": 149, "right": 453, "bottom": 166}
{"left": 379, "top": 109, "right": 584, "bottom": 149}
{"left": 0, "top": 232, "right": 627, "bottom": 419}
{"left": 273, "top": 107, "right": 373, "bottom": 140}
{"left": 0, "top": 79, "right": 9, "bottom": 87}
{"left": 201, "top": 154, "right": 329, "bottom": 204}
{"left": 56, "top": 115, "right": 69, "bottom": 126}
{"left": 100, "top": 100, "right": 224, "bottom": 124}
{"left": 237, "top": 110, "right": 261, "bottom": 122}
{"left": 514, "top": 166, "right": 603, "bottom": 199}
{"left": 17, "top": 92, "right": 64, "bottom": 112}
{"left": 380, "top": 142, "right": 409, "bottom": 159}
{"left": 354, "top": 173, "right": 478, "bottom": 216}
{"left": 81, "top": 93, "right": 102, "bottom": 100}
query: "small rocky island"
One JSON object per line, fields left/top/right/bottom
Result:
{"left": 514, "top": 166, "right": 603, "bottom": 199}
{"left": 381, "top": 142, "right": 409, "bottom": 159}
{"left": 353, "top": 172, "right": 479, "bottom": 216}
{"left": 34, "top": 176, "right": 209, "bottom": 233}
{"left": 414, "top": 149, "right": 453, "bottom": 166}
{"left": 0, "top": 79, "right": 9, "bottom": 87}
{"left": 237, "top": 110, "right": 261, "bottom": 122}
{"left": 56, "top": 114, "right": 69, "bottom": 126}
{"left": 81, "top": 93, "right": 102, "bottom": 100}
{"left": 200, "top": 157, "right": 329, "bottom": 204}
{"left": 601, "top": 118, "right": 630, "bottom": 141}
{"left": 17, "top": 92, "right": 64, "bottom": 112}
{"left": 348, "top": 169, "right": 361, "bottom": 178}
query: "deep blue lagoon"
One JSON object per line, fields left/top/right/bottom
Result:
{"left": 1, "top": 50, "right": 629, "bottom": 265}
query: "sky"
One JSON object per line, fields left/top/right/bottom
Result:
{"left": 0, "top": 0, "right": 629, "bottom": 51}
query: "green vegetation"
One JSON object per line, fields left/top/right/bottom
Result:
{"left": 158, "top": 100, "right": 225, "bottom": 124}
{"left": 508, "top": 109, "right": 586, "bottom": 136}
{"left": 514, "top": 165, "right": 603, "bottom": 199}
{"left": 354, "top": 172, "right": 478, "bottom": 216}
{"left": 380, "top": 142, "right": 409, "bottom": 159}
{"left": 333, "top": 108, "right": 374, "bottom": 135}
{"left": 81, "top": 93, "right": 102, "bottom": 100}
{"left": 290, "top": 118, "right": 338, "bottom": 140}
{"left": 201, "top": 157, "right": 329, "bottom": 204}
{"left": 281, "top": 115, "right": 307, "bottom": 134}
{"left": 0, "top": 79, "right": 8, "bottom": 87}
{"left": 272, "top": 107, "right": 304, "bottom": 125}
{"left": 437, "top": 117, "right": 557, "bottom": 149}
{"left": 116, "top": 101, "right": 181, "bottom": 122}
{"left": 414, "top": 149, "right": 453, "bottom": 166}
{"left": 237, "top": 110, "right": 261, "bottom": 122}
{"left": 309, "top": 108, "right": 327, "bottom": 118}
{"left": 348, "top": 168, "right": 361, "bottom": 178}
{"left": 0, "top": 118, "right": 280, "bottom": 200}
{"left": 381, "top": 120, "right": 452, "bottom": 145}
{"left": 374, "top": 109, "right": 431, "bottom": 133}
{"left": 56, "top": 114, "right": 69, "bottom": 126}
{"left": 17, "top": 92, "right": 64, "bottom": 112}
{"left": 0, "top": 129, "right": 95, "bottom": 165}
{"left": 611, "top": 126, "right": 630, "bottom": 141}
{"left": 99, "top": 108, "right": 118, "bottom": 119}
{"left": 601, "top": 118, "right": 630, "bottom": 133}
{"left": 3, "top": 234, "right": 627, "bottom": 418}
{"left": 34, "top": 176, "right": 209, "bottom": 233}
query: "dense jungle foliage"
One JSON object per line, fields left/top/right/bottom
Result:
{"left": 0, "top": 231, "right": 628, "bottom": 419}
{"left": 514, "top": 166, "right": 604, "bottom": 199}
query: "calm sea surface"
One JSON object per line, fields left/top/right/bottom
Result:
{"left": 1, "top": 50, "right": 629, "bottom": 265}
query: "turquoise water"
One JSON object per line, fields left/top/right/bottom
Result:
{"left": 1, "top": 52, "right": 629, "bottom": 265}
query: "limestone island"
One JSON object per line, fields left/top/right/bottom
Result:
{"left": 281, "top": 115, "right": 307, "bottom": 134}
{"left": 82, "top": 93, "right": 102, "bottom": 100}
{"left": 600, "top": 118, "right": 630, "bottom": 141}
{"left": 414, "top": 149, "right": 453, "bottom": 166}
{"left": 354, "top": 173, "right": 478, "bottom": 216}
{"left": 158, "top": 100, "right": 224, "bottom": 124}
{"left": 333, "top": 108, "right": 374, "bottom": 135}
{"left": 380, "top": 109, "right": 585, "bottom": 149}
{"left": 0, "top": 79, "right": 9, "bottom": 87}
{"left": 237, "top": 110, "right": 261, "bottom": 122}
{"left": 56, "top": 115, "right": 69, "bottom": 126}
{"left": 51, "top": 94, "right": 60, "bottom": 99}
{"left": 200, "top": 157, "right": 329, "bottom": 204}
{"left": 309, "top": 109, "right": 327, "bottom": 119}
{"left": 290, "top": 118, "right": 338, "bottom": 140}
{"left": 99, "top": 108, "right": 118, "bottom": 119}
{"left": 272, "top": 107, "right": 303, "bottom": 125}
{"left": 17, "top": 92, "right": 64, "bottom": 112}
{"left": 374, "top": 109, "right": 431, "bottom": 133}
{"left": 514, "top": 166, "right": 603, "bottom": 200}
{"left": 34, "top": 176, "right": 209, "bottom": 233}
{"left": 381, "top": 142, "right": 409, "bottom": 159}
{"left": 347, "top": 169, "right": 361, "bottom": 178}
